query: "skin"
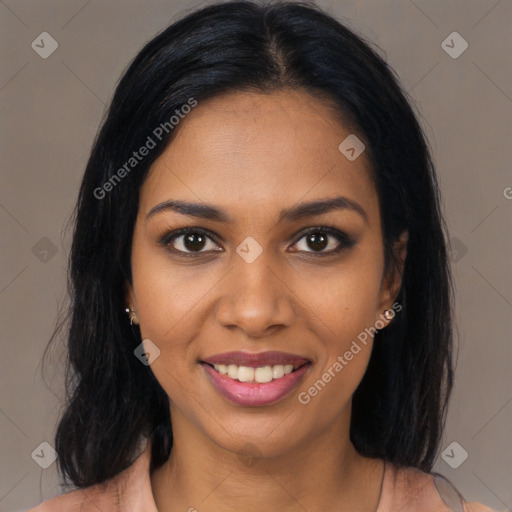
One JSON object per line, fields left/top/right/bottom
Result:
{"left": 126, "top": 89, "right": 408, "bottom": 512}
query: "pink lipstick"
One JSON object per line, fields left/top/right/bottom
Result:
{"left": 200, "top": 351, "right": 311, "bottom": 406}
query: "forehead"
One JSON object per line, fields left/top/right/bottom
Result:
{"left": 140, "top": 89, "right": 378, "bottom": 224}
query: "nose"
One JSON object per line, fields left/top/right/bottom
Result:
{"left": 215, "top": 254, "right": 296, "bottom": 339}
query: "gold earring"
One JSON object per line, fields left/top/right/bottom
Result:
{"left": 383, "top": 309, "right": 395, "bottom": 321}
{"left": 125, "top": 306, "right": 139, "bottom": 325}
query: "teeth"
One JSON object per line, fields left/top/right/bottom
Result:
{"left": 238, "top": 366, "right": 254, "bottom": 382}
{"left": 212, "top": 363, "right": 300, "bottom": 383}
{"left": 273, "top": 365, "right": 284, "bottom": 379}
{"left": 227, "top": 364, "right": 238, "bottom": 379}
{"left": 255, "top": 366, "right": 272, "bottom": 383}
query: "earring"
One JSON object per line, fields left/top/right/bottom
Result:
{"left": 383, "top": 309, "right": 395, "bottom": 321}
{"left": 125, "top": 305, "right": 139, "bottom": 325}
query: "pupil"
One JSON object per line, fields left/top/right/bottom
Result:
{"left": 308, "top": 232, "right": 327, "bottom": 251}
{"left": 185, "top": 233, "right": 205, "bottom": 251}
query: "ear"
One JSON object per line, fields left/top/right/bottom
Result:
{"left": 125, "top": 281, "right": 136, "bottom": 309}
{"left": 377, "top": 230, "right": 408, "bottom": 322}
{"left": 124, "top": 282, "right": 140, "bottom": 325}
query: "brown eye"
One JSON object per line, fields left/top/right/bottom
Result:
{"left": 161, "top": 228, "right": 221, "bottom": 256}
{"left": 304, "top": 232, "right": 329, "bottom": 252}
{"left": 291, "top": 227, "right": 356, "bottom": 255}
{"left": 182, "top": 232, "right": 207, "bottom": 251}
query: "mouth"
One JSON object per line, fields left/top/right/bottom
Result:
{"left": 202, "top": 361, "right": 308, "bottom": 383}
{"left": 199, "top": 351, "right": 312, "bottom": 406}
{"left": 201, "top": 350, "right": 311, "bottom": 383}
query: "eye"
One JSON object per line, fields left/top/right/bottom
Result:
{"left": 159, "top": 226, "right": 356, "bottom": 259}
{"left": 290, "top": 227, "right": 355, "bottom": 255}
{"left": 159, "top": 227, "right": 222, "bottom": 257}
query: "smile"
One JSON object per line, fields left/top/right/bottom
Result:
{"left": 200, "top": 351, "right": 311, "bottom": 406}
{"left": 210, "top": 363, "right": 301, "bottom": 383}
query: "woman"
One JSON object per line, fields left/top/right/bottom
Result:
{"left": 29, "top": 1, "right": 494, "bottom": 510}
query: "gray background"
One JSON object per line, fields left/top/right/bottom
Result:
{"left": 0, "top": 0, "right": 510, "bottom": 510}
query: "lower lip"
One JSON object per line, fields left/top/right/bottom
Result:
{"left": 201, "top": 363, "right": 311, "bottom": 407}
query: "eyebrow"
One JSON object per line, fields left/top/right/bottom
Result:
{"left": 145, "top": 196, "right": 368, "bottom": 224}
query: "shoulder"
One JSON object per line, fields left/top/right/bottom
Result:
{"left": 25, "top": 442, "right": 157, "bottom": 512}
{"left": 24, "top": 479, "right": 120, "bottom": 512}
{"left": 379, "top": 462, "right": 496, "bottom": 512}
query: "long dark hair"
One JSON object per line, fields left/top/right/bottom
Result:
{"left": 44, "top": 0, "right": 454, "bottom": 489}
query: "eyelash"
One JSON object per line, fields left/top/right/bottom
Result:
{"left": 158, "top": 226, "right": 356, "bottom": 259}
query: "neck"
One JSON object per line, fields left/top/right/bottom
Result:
{"left": 150, "top": 413, "right": 384, "bottom": 512}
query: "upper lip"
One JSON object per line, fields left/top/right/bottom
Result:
{"left": 201, "top": 351, "right": 310, "bottom": 368}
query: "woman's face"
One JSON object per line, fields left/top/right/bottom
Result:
{"left": 127, "top": 89, "right": 405, "bottom": 458}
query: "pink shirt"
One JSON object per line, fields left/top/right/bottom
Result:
{"left": 27, "top": 441, "right": 496, "bottom": 512}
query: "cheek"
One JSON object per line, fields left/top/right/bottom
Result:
{"left": 295, "top": 272, "right": 379, "bottom": 416}
{"left": 292, "top": 250, "right": 383, "bottom": 399}
{"left": 131, "top": 240, "right": 219, "bottom": 345}
{"left": 295, "top": 249, "right": 384, "bottom": 342}
{"left": 131, "top": 252, "right": 209, "bottom": 406}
